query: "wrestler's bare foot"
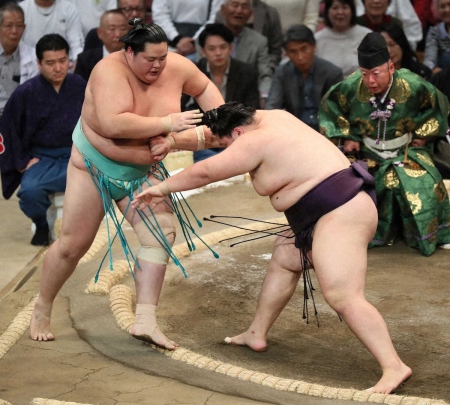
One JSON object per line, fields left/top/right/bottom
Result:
{"left": 130, "top": 324, "right": 178, "bottom": 350}
{"left": 224, "top": 330, "right": 267, "bottom": 352}
{"left": 365, "top": 363, "right": 412, "bottom": 394}
{"left": 30, "top": 299, "right": 54, "bottom": 341}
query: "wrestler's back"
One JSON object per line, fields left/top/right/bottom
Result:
{"left": 248, "top": 110, "right": 350, "bottom": 212}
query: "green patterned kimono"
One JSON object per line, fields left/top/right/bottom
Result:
{"left": 319, "top": 68, "right": 450, "bottom": 256}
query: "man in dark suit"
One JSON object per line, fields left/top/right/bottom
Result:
{"left": 183, "top": 23, "right": 260, "bottom": 161}
{"left": 75, "top": 9, "right": 128, "bottom": 81}
{"left": 265, "top": 24, "right": 343, "bottom": 132}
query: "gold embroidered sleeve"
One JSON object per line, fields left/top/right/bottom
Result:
{"left": 337, "top": 116, "right": 350, "bottom": 136}
{"left": 338, "top": 94, "right": 350, "bottom": 113}
{"left": 389, "top": 78, "right": 410, "bottom": 104}
{"left": 415, "top": 117, "right": 440, "bottom": 137}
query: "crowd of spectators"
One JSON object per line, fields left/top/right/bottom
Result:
{"left": 0, "top": 0, "right": 449, "bottom": 249}
{"left": 1, "top": 0, "right": 447, "bottom": 135}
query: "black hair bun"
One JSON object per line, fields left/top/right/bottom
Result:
{"left": 201, "top": 108, "right": 218, "bottom": 127}
{"left": 129, "top": 17, "right": 143, "bottom": 27}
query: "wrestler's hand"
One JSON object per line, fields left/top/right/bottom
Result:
{"left": 150, "top": 135, "right": 173, "bottom": 161}
{"left": 132, "top": 185, "right": 166, "bottom": 210}
{"left": 19, "top": 157, "right": 40, "bottom": 173}
{"left": 176, "top": 37, "right": 196, "bottom": 56}
{"left": 161, "top": 110, "right": 203, "bottom": 133}
{"left": 343, "top": 140, "right": 360, "bottom": 153}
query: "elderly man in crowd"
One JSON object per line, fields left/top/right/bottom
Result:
{"left": 0, "top": 3, "right": 39, "bottom": 117}
{"left": 219, "top": 0, "right": 273, "bottom": 103}
{"left": 75, "top": 9, "right": 128, "bottom": 80}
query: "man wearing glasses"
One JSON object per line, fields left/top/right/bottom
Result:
{"left": 84, "top": 0, "right": 149, "bottom": 51}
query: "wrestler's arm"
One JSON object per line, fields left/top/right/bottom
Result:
{"left": 132, "top": 133, "right": 262, "bottom": 207}
{"left": 181, "top": 59, "right": 225, "bottom": 110}
{"left": 149, "top": 126, "right": 222, "bottom": 161}
{"left": 194, "top": 81, "right": 225, "bottom": 111}
{"left": 86, "top": 124, "right": 221, "bottom": 165}
{"left": 87, "top": 57, "right": 202, "bottom": 140}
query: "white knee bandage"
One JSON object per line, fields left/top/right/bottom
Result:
{"left": 134, "top": 213, "right": 176, "bottom": 265}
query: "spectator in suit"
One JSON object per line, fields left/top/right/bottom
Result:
{"left": 0, "top": 34, "right": 86, "bottom": 246}
{"left": 216, "top": 0, "right": 283, "bottom": 68}
{"left": 0, "top": 3, "right": 39, "bottom": 117}
{"left": 220, "top": 0, "right": 273, "bottom": 103}
{"left": 19, "top": 0, "right": 85, "bottom": 65}
{"left": 84, "top": 0, "right": 147, "bottom": 51}
{"left": 265, "top": 24, "right": 343, "bottom": 132}
{"left": 74, "top": 9, "right": 128, "bottom": 81}
{"left": 183, "top": 23, "right": 260, "bottom": 161}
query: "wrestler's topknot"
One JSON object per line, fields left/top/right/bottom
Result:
{"left": 202, "top": 102, "right": 256, "bottom": 136}
{"left": 119, "top": 18, "right": 168, "bottom": 52}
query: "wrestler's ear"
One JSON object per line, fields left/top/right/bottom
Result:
{"left": 233, "top": 127, "right": 244, "bottom": 137}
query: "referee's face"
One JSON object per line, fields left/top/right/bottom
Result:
{"left": 360, "top": 61, "right": 394, "bottom": 96}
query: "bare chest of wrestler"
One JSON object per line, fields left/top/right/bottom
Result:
{"left": 129, "top": 71, "right": 183, "bottom": 121}
{"left": 83, "top": 64, "right": 184, "bottom": 162}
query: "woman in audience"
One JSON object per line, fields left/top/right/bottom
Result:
{"left": 379, "top": 23, "right": 431, "bottom": 79}
{"left": 423, "top": 0, "right": 450, "bottom": 74}
{"left": 314, "top": 0, "right": 371, "bottom": 77}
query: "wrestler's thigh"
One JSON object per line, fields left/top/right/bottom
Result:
{"left": 271, "top": 230, "right": 302, "bottom": 272}
{"left": 118, "top": 172, "right": 173, "bottom": 226}
{"left": 58, "top": 152, "right": 105, "bottom": 247}
{"left": 311, "top": 192, "right": 377, "bottom": 294}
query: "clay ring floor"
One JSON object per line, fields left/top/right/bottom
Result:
{"left": 1, "top": 177, "right": 449, "bottom": 405}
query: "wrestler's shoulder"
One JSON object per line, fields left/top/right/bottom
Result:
{"left": 94, "top": 52, "right": 128, "bottom": 71}
{"left": 165, "top": 51, "right": 199, "bottom": 73}
{"left": 89, "top": 52, "right": 131, "bottom": 81}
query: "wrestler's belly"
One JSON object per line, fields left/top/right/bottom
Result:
{"left": 88, "top": 133, "right": 156, "bottom": 165}
{"left": 71, "top": 142, "right": 152, "bottom": 173}
{"left": 268, "top": 181, "right": 332, "bottom": 213}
